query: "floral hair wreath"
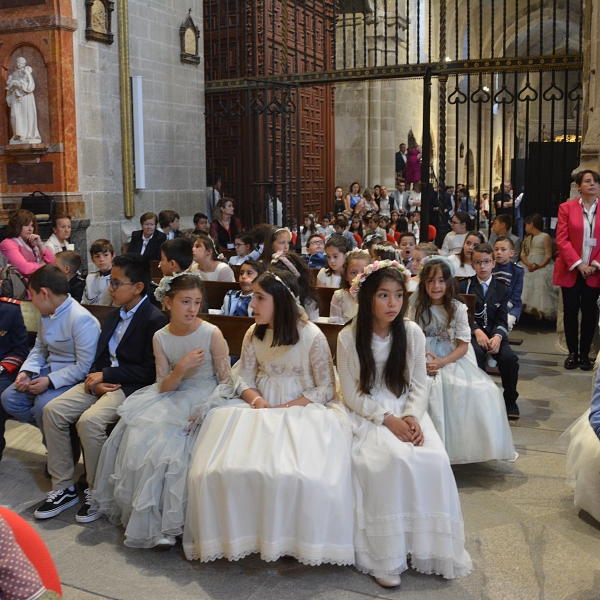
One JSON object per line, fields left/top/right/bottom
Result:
{"left": 420, "top": 255, "right": 456, "bottom": 278}
{"left": 349, "top": 260, "right": 411, "bottom": 298}
{"left": 154, "top": 270, "right": 203, "bottom": 303}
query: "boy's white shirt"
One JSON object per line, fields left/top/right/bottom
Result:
{"left": 82, "top": 270, "right": 113, "bottom": 305}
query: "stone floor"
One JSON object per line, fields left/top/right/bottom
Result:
{"left": 2, "top": 316, "right": 600, "bottom": 600}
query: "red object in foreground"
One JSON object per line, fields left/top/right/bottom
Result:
{"left": 0, "top": 507, "right": 62, "bottom": 596}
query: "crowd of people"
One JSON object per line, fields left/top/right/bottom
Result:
{"left": 0, "top": 169, "right": 599, "bottom": 591}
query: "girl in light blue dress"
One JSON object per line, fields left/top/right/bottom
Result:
{"left": 409, "top": 257, "right": 516, "bottom": 464}
{"left": 93, "top": 273, "right": 232, "bottom": 548}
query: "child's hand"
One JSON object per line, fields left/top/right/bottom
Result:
{"left": 403, "top": 416, "right": 424, "bottom": 446}
{"left": 187, "top": 415, "right": 199, "bottom": 435}
{"left": 29, "top": 376, "right": 50, "bottom": 394}
{"left": 254, "top": 398, "right": 271, "bottom": 409}
{"left": 425, "top": 352, "right": 444, "bottom": 375}
{"left": 488, "top": 335, "right": 502, "bottom": 355}
{"left": 179, "top": 348, "right": 205, "bottom": 372}
{"left": 474, "top": 329, "right": 490, "bottom": 350}
{"left": 92, "top": 382, "right": 121, "bottom": 397}
{"left": 384, "top": 414, "right": 415, "bottom": 443}
{"left": 15, "top": 372, "right": 31, "bottom": 392}
{"left": 84, "top": 371, "right": 103, "bottom": 394}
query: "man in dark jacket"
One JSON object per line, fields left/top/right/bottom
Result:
{"left": 36, "top": 255, "right": 168, "bottom": 522}
{"left": 0, "top": 297, "right": 29, "bottom": 461}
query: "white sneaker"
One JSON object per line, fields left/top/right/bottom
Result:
{"left": 487, "top": 355, "right": 497, "bottom": 368}
{"left": 375, "top": 574, "right": 401, "bottom": 588}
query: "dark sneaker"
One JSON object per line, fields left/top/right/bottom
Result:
{"left": 34, "top": 486, "right": 78, "bottom": 519}
{"left": 75, "top": 489, "right": 100, "bottom": 523}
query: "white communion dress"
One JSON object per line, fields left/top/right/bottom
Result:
{"left": 563, "top": 409, "right": 600, "bottom": 523}
{"left": 336, "top": 320, "right": 473, "bottom": 579}
{"left": 329, "top": 288, "right": 358, "bottom": 323}
{"left": 183, "top": 320, "right": 354, "bottom": 566}
{"left": 520, "top": 232, "right": 558, "bottom": 320}
{"left": 92, "top": 321, "right": 231, "bottom": 548}
{"left": 409, "top": 301, "right": 516, "bottom": 464}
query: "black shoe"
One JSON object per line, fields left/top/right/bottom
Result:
{"left": 34, "top": 486, "right": 78, "bottom": 519}
{"left": 75, "top": 489, "right": 100, "bottom": 523}
{"left": 579, "top": 356, "right": 593, "bottom": 371}
{"left": 564, "top": 353, "right": 578, "bottom": 370}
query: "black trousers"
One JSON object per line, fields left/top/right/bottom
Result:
{"left": 472, "top": 336, "right": 520, "bottom": 412}
{"left": 561, "top": 273, "right": 600, "bottom": 357}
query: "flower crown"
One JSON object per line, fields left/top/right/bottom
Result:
{"left": 350, "top": 260, "right": 411, "bottom": 297}
{"left": 154, "top": 270, "right": 203, "bottom": 303}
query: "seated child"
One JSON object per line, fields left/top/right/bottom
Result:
{"left": 160, "top": 237, "right": 193, "bottom": 277}
{"left": 158, "top": 210, "right": 181, "bottom": 241}
{"left": 300, "top": 214, "right": 318, "bottom": 254}
{"left": 54, "top": 251, "right": 86, "bottom": 303}
{"left": 333, "top": 217, "right": 358, "bottom": 249}
{"left": 317, "top": 214, "right": 335, "bottom": 241}
{"left": 0, "top": 297, "right": 28, "bottom": 461}
{"left": 407, "top": 211, "right": 420, "bottom": 243}
{"left": 448, "top": 231, "right": 485, "bottom": 278}
{"left": 488, "top": 214, "right": 521, "bottom": 261}
{"left": 563, "top": 368, "right": 600, "bottom": 523}
{"left": 183, "top": 270, "right": 354, "bottom": 567}
{"left": 317, "top": 235, "right": 349, "bottom": 287}
{"left": 458, "top": 244, "right": 520, "bottom": 419}
{"left": 259, "top": 226, "right": 292, "bottom": 265}
{"left": 229, "top": 233, "right": 261, "bottom": 266}
{"left": 329, "top": 249, "right": 370, "bottom": 324}
{"left": 519, "top": 213, "right": 558, "bottom": 320}
{"left": 35, "top": 255, "right": 168, "bottom": 522}
{"left": 398, "top": 231, "right": 417, "bottom": 271}
{"left": 221, "top": 260, "right": 265, "bottom": 316}
{"left": 492, "top": 235, "right": 523, "bottom": 331}
{"left": 1, "top": 266, "right": 101, "bottom": 434}
{"left": 361, "top": 233, "right": 384, "bottom": 259}
{"left": 408, "top": 257, "right": 516, "bottom": 464}
{"left": 336, "top": 261, "right": 472, "bottom": 587}
{"left": 270, "top": 252, "right": 320, "bottom": 321}
{"left": 192, "top": 213, "right": 209, "bottom": 236}
{"left": 365, "top": 215, "right": 387, "bottom": 240}
{"left": 409, "top": 242, "right": 439, "bottom": 291}
{"left": 303, "top": 234, "right": 327, "bottom": 269}
{"left": 372, "top": 242, "right": 399, "bottom": 263}
{"left": 82, "top": 239, "right": 115, "bottom": 306}
{"left": 93, "top": 274, "right": 232, "bottom": 548}
{"left": 191, "top": 235, "right": 236, "bottom": 282}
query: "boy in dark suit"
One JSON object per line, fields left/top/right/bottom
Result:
{"left": 458, "top": 243, "right": 520, "bottom": 419}
{"left": 37, "top": 255, "right": 168, "bottom": 521}
{"left": 128, "top": 212, "right": 167, "bottom": 262}
{"left": 0, "top": 297, "right": 29, "bottom": 461}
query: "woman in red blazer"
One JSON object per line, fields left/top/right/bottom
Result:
{"left": 553, "top": 170, "right": 600, "bottom": 370}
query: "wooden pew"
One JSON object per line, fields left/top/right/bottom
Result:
{"left": 150, "top": 261, "right": 162, "bottom": 279}
{"left": 201, "top": 314, "right": 344, "bottom": 361}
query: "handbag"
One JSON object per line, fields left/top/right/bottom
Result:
{"left": 21, "top": 191, "right": 56, "bottom": 222}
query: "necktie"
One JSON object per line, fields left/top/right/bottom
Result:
{"left": 481, "top": 282, "right": 487, "bottom": 296}
{"left": 233, "top": 295, "right": 252, "bottom": 317}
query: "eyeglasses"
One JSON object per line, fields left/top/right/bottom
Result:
{"left": 108, "top": 280, "right": 137, "bottom": 291}
{"left": 451, "top": 220, "right": 461, "bottom": 225}
{"left": 234, "top": 243, "right": 246, "bottom": 248}
{"left": 309, "top": 240, "right": 324, "bottom": 246}
{"left": 472, "top": 259, "right": 493, "bottom": 267}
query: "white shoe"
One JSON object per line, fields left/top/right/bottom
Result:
{"left": 375, "top": 574, "right": 401, "bottom": 588}
{"left": 487, "top": 356, "right": 497, "bottom": 368}
{"left": 155, "top": 535, "right": 176, "bottom": 548}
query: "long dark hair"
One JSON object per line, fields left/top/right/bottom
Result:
{"left": 253, "top": 270, "right": 301, "bottom": 347}
{"left": 324, "top": 235, "right": 349, "bottom": 276}
{"left": 269, "top": 251, "right": 318, "bottom": 308}
{"left": 414, "top": 260, "right": 459, "bottom": 329}
{"left": 458, "top": 231, "right": 485, "bottom": 267}
{"left": 259, "top": 226, "right": 290, "bottom": 265}
{"left": 355, "top": 267, "right": 409, "bottom": 397}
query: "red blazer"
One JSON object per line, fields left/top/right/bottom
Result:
{"left": 553, "top": 198, "right": 600, "bottom": 288}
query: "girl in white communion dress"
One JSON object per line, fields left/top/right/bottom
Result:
{"left": 183, "top": 269, "right": 354, "bottom": 567}
{"left": 336, "top": 260, "right": 473, "bottom": 588}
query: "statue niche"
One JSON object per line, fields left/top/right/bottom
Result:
{"left": 6, "top": 56, "right": 42, "bottom": 145}
{"left": 85, "top": 0, "right": 115, "bottom": 44}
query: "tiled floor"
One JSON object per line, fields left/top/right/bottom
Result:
{"left": 2, "top": 316, "right": 599, "bottom": 600}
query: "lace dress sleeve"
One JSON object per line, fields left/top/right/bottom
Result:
{"left": 303, "top": 331, "right": 336, "bottom": 404}
{"left": 454, "top": 301, "right": 471, "bottom": 343}
{"left": 304, "top": 298, "right": 320, "bottom": 322}
{"left": 210, "top": 327, "right": 233, "bottom": 385}
{"left": 336, "top": 327, "right": 389, "bottom": 425}
{"left": 399, "top": 321, "right": 428, "bottom": 421}
{"left": 329, "top": 289, "right": 345, "bottom": 324}
{"left": 233, "top": 325, "right": 258, "bottom": 394}
{"left": 152, "top": 334, "right": 170, "bottom": 387}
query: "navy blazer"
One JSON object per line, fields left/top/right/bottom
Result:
{"left": 128, "top": 230, "right": 167, "bottom": 262}
{"left": 91, "top": 297, "right": 168, "bottom": 396}
{"left": 458, "top": 276, "right": 511, "bottom": 341}
{"left": 492, "top": 261, "right": 524, "bottom": 321}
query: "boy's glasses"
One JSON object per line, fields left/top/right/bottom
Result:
{"left": 234, "top": 243, "right": 246, "bottom": 248}
{"left": 472, "top": 259, "right": 493, "bottom": 267}
{"left": 108, "top": 280, "right": 137, "bottom": 291}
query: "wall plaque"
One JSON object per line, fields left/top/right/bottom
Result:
{"left": 85, "top": 0, "right": 114, "bottom": 44}
{"left": 0, "top": 0, "right": 45, "bottom": 7}
{"left": 7, "top": 162, "right": 53, "bottom": 185}
{"left": 180, "top": 10, "right": 200, "bottom": 65}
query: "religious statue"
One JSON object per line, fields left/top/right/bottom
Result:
{"left": 6, "top": 57, "right": 42, "bottom": 145}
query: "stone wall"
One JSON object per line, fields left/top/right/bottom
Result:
{"left": 72, "top": 0, "right": 205, "bottom": 261}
